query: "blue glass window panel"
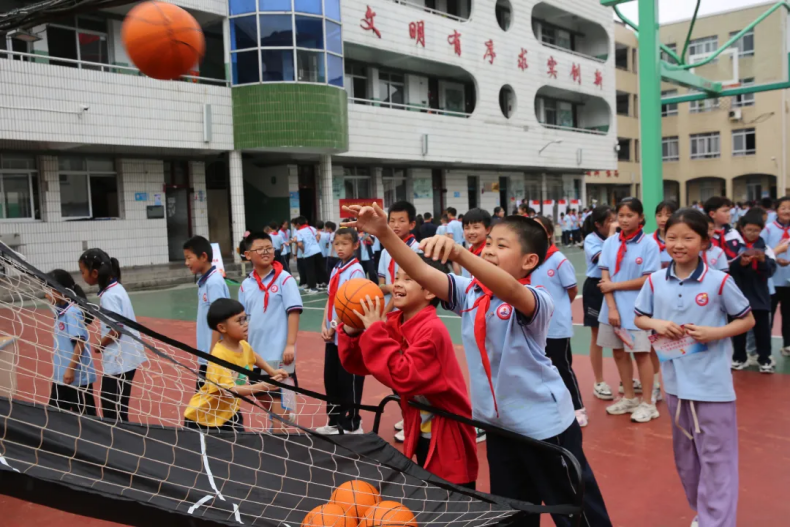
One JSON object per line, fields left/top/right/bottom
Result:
{"left": 230, "top": 0, "right": 257, "bottom": 15}
{"left": 259, "top": 0, "right": 292, "bottom": 11}
{"left": 295, "top": 0, "right": 321, "bottom": 15}
{"left": 260, "top": 15, "right": 294, "bottom": 47}
{"left": 326, "top": 20, "right": 342, "bottom": 54}
{"left": 327, "top": 53, "right": 343, "bottom": 87}
{"left": 261, "top": 49, "right": 294, "bottom": 81}
{"left": 230, "top": 16, "right": 257, "bottom": 50}
{"left": 325, "top": 0, "right": 340, "bottom": 21}
{"left": 297, "top": 50, "right": 325, "bottom": 82}
{"left": 295, "top": 15, "right": 323, "bottom": 49}
{"left": 232, "top": 51, "right": 260, "bottom": 84}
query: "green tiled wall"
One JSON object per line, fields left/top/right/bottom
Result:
{"left": 233, "top": 84, "right": 348, "bottom": 152}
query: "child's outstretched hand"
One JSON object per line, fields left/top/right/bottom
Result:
{"left": 684, "top": 324, "right": 716, "bottom": 343}
{"left": 353, "top": 295, "right": 386, "bottom": 329}
{"left": 342, "top": 202, "right": 389, "bottom": 237}
{"left": 654, "top": 320, "right": 685, "bottom": 339}
{"left": 420, "top": 235, "right": 462, "bottom": 264}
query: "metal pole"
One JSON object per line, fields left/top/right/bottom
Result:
{"left": 637, "top": 0, "right": 662, "bottom": 231}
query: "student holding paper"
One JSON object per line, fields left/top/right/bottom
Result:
{"left": 634, "top": 208, "right": 754, "bottom": 527}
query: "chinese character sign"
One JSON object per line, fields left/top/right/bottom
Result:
{"left": 547, "top": 56, "right": 558, "bottom": 78}
{"left": 594, "top": 69, "right": 603, "bottom": 88}
{"left": 518, "top": 48, "right": 528, "bottom": 71}
{"left": 483, "top": 40, "right": 495, "bottom": 64}
{"left": 360, "top": 6, "right": 381, "bottom": 38}
{"left": 409, "top": 21, "right": 425, "bottom": 47}
{"left": 571, "top": 63, "right": 581, "bottom": 84}
{"left": 448, "top": 30, "right": 461, "bottom": 56}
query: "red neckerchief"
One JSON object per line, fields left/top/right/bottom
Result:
{"left": 464, "top": 276, "right": 532, "bottom": 417}
{"left": 252, "top": 262, "right": 283, "bottom": 312}
{"left": 615, "top": 229, "right": 642, "bottom": 275}
{"left": 388, "top": 235, "right": 416, "bottom": 283}
{"left": 327, "top": 259, "right": 359, "bottom": 323}
{"left": 297, "top": 225, "right": 311, "bottom": 231}
{"left": 743, "top": 240, "right": 760, "bottom": 270}
{"left": 775, "top": 221, "right": 790, "bottom": 240}
{"left": 469, "top": 242, "right": 485, "bottom": 257}
{"left": 653, "top": 231, "right": 666, "bottom": 252}
{"left": 545, "top": 243, "right": 560, "bottom": 261}
{"left": 713, "top": 228, "right": 726, "bottom": 249}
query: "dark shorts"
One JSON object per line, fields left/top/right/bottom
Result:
{"left": 583, "top": 277, "right": 604, "bottom": 328}
{"left": 253, "top": 370, "right": 298, "bottom": 401}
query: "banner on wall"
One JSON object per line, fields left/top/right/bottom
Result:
{"left": 530, "top": 200, "right": 542, "bottom": 214}
{"left": 412, "top": 179, "right": 432, "bottom": 199}
{"left": 210, "top": 243, "right": 226, "bottom": 277}
{"left": 557, "top": 199, "right": 568, "bottom": 218}
{"left": 339, "top": 198, "right": 384, "bottom": 218}
{"left": 570, "top": 199, "right": 581, "bottom": 210}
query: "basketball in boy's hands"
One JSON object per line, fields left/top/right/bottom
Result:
{"left": 122, "top": 1, "right": 205, "bottom": 80}
{"left": 301, "top": 503, "right": 354, "bottom": 526}
{"left": 358, "top": 501, "right": 417, "bottom": 527}
{"left": 334, "top": 279, "right": 385, "bottom": 329}
{"left": 330, "top": 480, "right": 381, "bottom": 519}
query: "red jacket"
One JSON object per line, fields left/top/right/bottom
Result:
{"left": 338, "top": 306, "right": 478, "bottom": 485}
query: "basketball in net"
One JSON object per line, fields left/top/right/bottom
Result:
{"left": 359, "top": 501, "right": 418, "bottom": 527}
{"left": 334, "top": 278, "right": 385, "bottom": 329}
{"left": 301, "top": 503, "right": 354, "bottom": 527}
{"left": 330, "top": 480, "right": 382, "bottom": 519}
{"left": 122, "top": 1, "right": 206, "bottom": 80}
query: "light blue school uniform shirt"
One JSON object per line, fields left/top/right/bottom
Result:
{"left": 598, "top": 231, "right": 660, "bottom": 330}
{"left": 436, "top": 225, "right": 447, "bottom": 236}
{"left": 52, "top": 303, "right": 96, "bottom": 387}
{"left": 377, "top": 236, "right": 421, "bottom": 305}
{"left": 561, "top": 217, "right": 571, "bottom": 232}
{"left": 635, "top": 261, "right": 750, "bottom": 402}
{"left": 651, "top": 232, "right": 673, "bottom": 269}
{"left": 767, "top": 211, "right": 778, "bottom": 225}
{"left": 584, "top": 232, "right": 606, "bottom": 279}
{"left": 530, "top": 251, "right": 577, "bottom": 339}
{"left": 702, "top": 246, "right": 729, "bottom": 272}
{"left": 319, "top": 232, "right": 331, "bottom": 258}
{"left": 372, "top": 235, "right": 381, "bottom": 253}
{"left": 240, "top": 267, "right": 303, "bottom": 372}
{"left": 443, "top": 275, "right": 574, "bottom": 440}
{"left": 326, "top": 258, "right": 365, "bottom": 345}
{"left": 329, "top": 233, "right": 338, "bottom": 258}
{"left": 295, "top": 226, "right": 321, "bottom": 258}
{"left": 761, "top": 221, "right": 790, "bottom": 288}
{"left": 98, "top": 281, "right": 147, "bottom": 376}
{"left": 448, "top": 219, "right": 464, "bottom": 242}
{"left": 280, "top": 229, "right": 291, "bottom": 256}
{"left": 270, "top": 232, "right": 284, "bottom": 252}
{"left": 196, "top": 266, "right": 230, "bottom": 365}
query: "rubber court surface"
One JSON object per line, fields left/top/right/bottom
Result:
{"left": 3, "top": 247, "right": 790, "bottom": 525}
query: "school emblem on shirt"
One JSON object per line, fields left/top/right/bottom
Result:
{"left": 635, "top": 257, "right": 643, "bottom": 265}
{"left": 270, "top": 285, "right": 279, "bottom": 293}
{"left": 696, "top": 293, "right": 709, "bottom": 306}
{"left": 202, "top": 293, "right": 208, "bottom": 302}
{"left": 496, "top": 304, "right": 513, "bottom": 320}
{"left": 711, "top": 258, "right": 717, "bottom": 265}
{"left": 58, "top": 322, "right": 65, "bottom": 331}
{"left": 547, "top": 269, "right": 555, "bottom": 277}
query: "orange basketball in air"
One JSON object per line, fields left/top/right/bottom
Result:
{"left": 330, "top": 480, "right": 382, "bottom": 520}
{"left": 334, "top": 278, "right": 385, "bottom": 330}
{"left": 358, "top": 501, "right": 417, "bottom": 527}
{"left": 302, "top": 503, "right": 354, "bottom": 527}
{"left": 122, "top": 1, "right": 205, "bottom": 80}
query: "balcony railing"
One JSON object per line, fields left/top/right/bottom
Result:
{"left": 540, "top": 41, "right": 607, "bottom": 63}
{"left": 541, "top": 123, "right": 608, "bottom": 135}
{"left": 390, "top": 0, "right": 467, "bottom": 22}
{"left": 0, "top": 50, "right": 229, "bottom": 87}
{"left": 349, "top": 97, "right": 471, "bottom": 118}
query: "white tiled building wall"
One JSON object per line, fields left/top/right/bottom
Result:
{"left": 189, "top": 161, "right": 210, "bottom": 238}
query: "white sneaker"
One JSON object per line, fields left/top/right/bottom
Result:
{"left": 747, "top": 353, "right": 760, "bottom": 367}
{"left": 606, "top": 397, "right": 640, "bottom": 415}
{"left": 731, "top": 360, "right": 748, "bottom": 370}
{"left": 346, "top": 426, "right": 365, "bottom": 435}
{"left": 593, "top": 382, "right": 614, "bottom": 400}
{"left": 394, "top": 430, "right": 405, "bottom": 443}
{"left": 652, "top": 384, "right": 663, "bottom": 404}
{"left": 315, "top": 425, "right": 340, "bottom": 435}
{"left": 394, "top": 419, "right": 404, "bottom": 431}
{"left": 691, "top": 516, "right": 699, "bottom": 527}
{"left": 759, "top": 356, "right": 777, "bottom": 374}
{"left": 299, "top": 284, "right": 309, "bottom": 290}
{"left": 475, "top": 428, "right": 486, "bottom": 443}
{"left": 619, "top": 379, "right": 643, "bottom": 394}
{"left": 630, "top": 402, "right": 659, "bottom": 423}
{"left": 782, "top": 347, "right": 790, "bottom": 357}
{"left": 306, "top": 289, "right": 321, "bottom": 295}
{"left": 575, "top": 408, "right": 588, "bottom": 427}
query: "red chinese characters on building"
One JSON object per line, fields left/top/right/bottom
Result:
{"left": 518, "top": 48, "right": 528, "bottom": 71}
{"left": 360, "top": 6, "right": 381, "bottom": 38}
{"left": 594, "top": 69, "right": 603, "bottom": 88}
{"left": 483, "top": 39, "right": 496, "bottom": 64}
{"left": 409, "top": 21, "right": 425, "bottom": 47}
{"left": 571, "top": 63, "right": 581, "bottom": 84}
{"left": 547, "top": 56, "right": 558, "bottom": 78}
{"left": 448, "top": 30, "right": 461, "bottom": 56}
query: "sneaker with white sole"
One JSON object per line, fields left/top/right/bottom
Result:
{"left": 575, "top": 408, "right": 588, "bottom": 427}
{"left": 619, "top": 379, "right": 643, "bottom": 394}
{"left": 315, "top": 425, "right": 340, "bottom": 435}
{"left": 606, "top": 397, "right": 640, "bottom": 415}
{"left": 394, "top": 430, "right": 405, "bottom": 443}
{"left": 747, "top": 353, "right": 760, "bottom": 367}
{"left": 394, "top": 419, "right": 404, "bottom": 431}
{"left": 593, "top": 382, "right": 614, "bottom": 400}
{"left": 652, "top": 384, "right": 663, "bottom": 404}
{"left": 690, "top": 516, "right": 699, "bottom": 527}
{"left": 782, "top": 347, "right": 790, "bottom": 357}
{"left": 346, "top": 426, "right": 365, "bottom": 435}
{"left": 475, "top": 428, "right": 486, "bottom": 443}
{"left": 306, "top": 289, "right": 321, "bottom": 295}
{"left": 759, "top": 357, "right": 776, "bottom": 374}
{"left": 630, "top": 402, "right": 659, "bottom": 423}
{"left": 731, "top": 360, "right": 748, "bottom": 370}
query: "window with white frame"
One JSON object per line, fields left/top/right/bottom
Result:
{"left": 47, "top": 15, "right": 110, "bottom": 70}
{"left": 661, "top": 90, "right": 678, "bottom": 116}
{"left": 661, "top": 43, "right": 678, "bottom": 64}
{"left": 690, "top": 132, "right": 721, "bottom": 159}
{"left": 537, "top": 97, "right": 576, "bottom": 128}
{"left": 732, "top": 128, "right": 756, "bottom": 156}
{"left": 59, "top": 157, "right": 119, "bottom": 219}
{"left": 730, "top": 29, "right": 754, "bottom": 57}
{"left": 662, "top": 136, "right": 679, "bottom": 161}
{"left": 0, "top": 155, "right": 40, "bottom": 220}
{"left": 379, "top": 71, "right": 405, "bottom": 109}
{"left": 689, "top": 94, "right": 719, "bottom": 113}
{"left": 342, "top": 167, "right": 371, "bottom": 199}
{"left": 382, "top": 168, "right": 407, "bottom": 209}
{"left": 732, "top": 78, "right": 755, "bottom": 107}
{"left": 688, "top": 36, "right": 718, "bottom": 61}
{"left": 345, "top": 61, "right": 367, "bottom": 99}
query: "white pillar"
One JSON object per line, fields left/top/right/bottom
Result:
{"left": 229, "top": 150, "right": 246, "bottom": 263}
{"left": 189, "top": 161, "right": 210, "bottom": 238}
{"left": 540, "top": 172, "right": 547, "bottom": 215}
{"left": 580, "top": 176, "right": 588, "bottom": 207}
{"left": 319, "top": 155, "right": 335, "bottom": 222}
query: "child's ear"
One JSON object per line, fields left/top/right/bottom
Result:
{"left": 216, "top": 322, "right": 227, "bottom": 334}
{"left": 485, "top": 227, "right": 492, "bottom": 234}
{"left": 423, "top": 287, "right": 436, "bottom": 303}
{"left": 522, "top": 253, "right": 540, "bottom": 273}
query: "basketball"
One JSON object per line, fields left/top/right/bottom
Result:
{"left": 330, "top": 480, "right": 382, "bottom": 519}
{"left": 334, "top": 278, "right": 385, "bottom": 329}
{"left": 122, "top": 1, "right": 206, "bottom": 80}
{"left": 301, "top": 503, "right": 354, "bottom": 527}
{"left": 358, "top": 501, "right": 417, "bottom": 527}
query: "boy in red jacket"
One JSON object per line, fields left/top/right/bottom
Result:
{"left": 338, "top": 257, "right": 478, "bottom": 488}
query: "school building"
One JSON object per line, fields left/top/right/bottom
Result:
{"left": 0, "top": 0, "right": 618, "bottom": 272}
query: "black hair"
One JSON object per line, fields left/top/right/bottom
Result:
{"left": 48, "top": 269, "right": 94, "bottom": 325}
{"left": 182, "top": 236, "right": 213, "bottom": 262}
{"left": 462, "top": 208, "right": 492, "bottom": 228}
{"left": 446, "top": 207, "right": 457, "bottom": 216}
{"left": 740, "top": 209, "right": 766, "bottom": 230}
{"left": 420, "top": 255, "right": 449, "bottom": 307}
{"left": 493, "top": 207, "right": 502, "bottom": 215}
{"left": 325, "top": 221, "right": 337, "bottom": 232}
{"left": 761, "top": 197, "right": 774, "bottom": 210}
{"left": 244, "top": 231, "right": 271, "bottom": 246}
{"left": 334, "top": 227, "right": 359, "bottom": 243}
{"left": 706, "top": 215, "right": 715, "bottom": 225}
{"left": 776, "top": 196, "right": 790, "bottom": 209}
{"left": 703, "top": 196, "right": 732, "bottom": 216}
{"left": 458, "top": 214, "right": 464, "bottom": 221}
{"left": 535, "top": 215, "right": 554, "bottom": 240}
{"left": 496, "top": 216, "right": 549, "bottom": 269}
{"left": 294, "top": 216, "right": 308, "bottom": 226}
{"left": 423, "top": 212, "right": 433, "bottom": 220}
{"left": 269, "top": 221, "right": 280, "bottom": 232}
{"left": 665, "top": 208, "right": 709, "bottom": 243}
{"left": 582, "top": 205, "right": 613, "bottom": 237}
{"left": 78, "top": 248, "right": 120, "bottom": 292}
{"left": 655, "top": 200, "right": 679, "bottom": 216}
{"left": 528, "top": 208, "right": 536, "bottom": 215}
{"left": 207, "top": 298, "right": 245, "bottom": 331}
{"left": 389, "top": 201, "right": 416, "bottom": 222}
{"left": 616, "top": 197, "right": 644, "bottom": 216}
{"left": 316, "top": 220, "right": 325, "bottom": 230}
{"left": 440, "top": 214, "right": 449, "bottom": 222}
{"left": 280, "top": 220, "right": 289, "bottom": 229}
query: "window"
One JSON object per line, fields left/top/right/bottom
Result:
{"left": 633, "top": 95, "right": 638, "bottom": 118}
{"left": 732, "top": 78, "right": 755, "bottom": 107}
{"left": 0, "top": 155, "right": 39, "bottom": 220}
{"left": 345, "top": 62, "right": 368, "bottom": 99}
{"left": 688, "top": 36, "right": 718, "bottom": 61}
{"left": 617, "top": 138, "right": 631, "bottom": 161}
{"left": 467, "top": 176, "right": 478, "bottom": 210}
{"left": 661, "top": 43, "right": 678, "bottom": 64}
{"left": 690, "top": 132, "right": 720, "bottom": 159}
{"left": 662, "top": 136, "right": 679, "bottom": 161}
{"left": 382, "top": 168, "right": 407, "bottom": 209}
{"left": 635, "top": 139, "right": 640, "bottom": 162}
{"left": 379, "top": 71, "right": 405, "bottom": 109}
{"left": 539, "top": 98, "right": 575, "bottom": 128}
{"left": 495, "top": 0, "right": 511, "bottom": 32}
{"left": 632, "top": 48, "right": 638, "bottom": 73}
{"left": 661, "top": 90, "right": 678, "bottom": 116}
{"left": 730, "top": 29, "right": 754, "bottom": 57}
{"left": 540, "top": 24, "right": 572, "bottom": 51}
{"left": 615, "top": 47, "right": 628, "bottom": 70}
{"left": 732, "top": 128, "right": 756, "bottom": 156}
{"left": 47, "top": 16, "right": 109, "bottom": 70}
{"left": 689, "top": 95, "right": 719, "bottom": 113}
{"left": 343, "top": 167, "right": 371, "bottom": 198}
{"left": 59, "top": 157, "right": 119, "bottom": 218}
{"left": 616, "top": 93, "right": 630, "bottom": 116}
{"left": 499, "top": 85, "right": 515, "bottom": 119}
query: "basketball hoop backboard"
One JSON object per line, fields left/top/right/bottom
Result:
{"left": 689, "top": 47, "right": 740, "bottom": 90}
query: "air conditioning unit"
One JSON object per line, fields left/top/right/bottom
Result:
{"left": 729, "top": 108, "right": 742, "bottom": 121}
